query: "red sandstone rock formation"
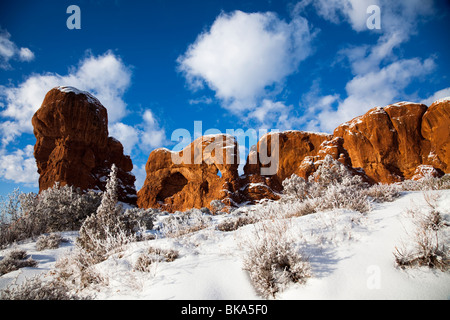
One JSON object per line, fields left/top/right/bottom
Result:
{"left": 137, "top": 97, "right": 449, "bottom": 212}
{"left": 137, "top": 134, "right": 242, "bottom": 212}
{"left": 333, "top": 102, "right": 429, "bottom": 183}
{"left": 32, "top": 86, "right": 136, "bottom": 204}
{"left": 333, "top": 100, "right": 449, "bottom": 183}
{"left": 421, "top": 98, "right": 450, "bottom": 173}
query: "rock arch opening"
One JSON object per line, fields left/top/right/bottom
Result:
{"left": 156, "top": 172, "right": 188, "bottom": 202}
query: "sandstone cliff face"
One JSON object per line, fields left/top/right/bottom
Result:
{"left": 32, "top": 86, "right": 136, "bottom": 204}
{"left": 333, "top": 100, "right": 449, "bottom": 183}
{"left": 421, "top": 98, "right": 450, "bottom": 173}
{"left": 137, "top": 97, "right": 449, "bottom": 212}
{"left": 333, "top": 102, "right": 429, "bottom": 183}
{"left": 244, "top": 131, "right": 332, "bottom": 186}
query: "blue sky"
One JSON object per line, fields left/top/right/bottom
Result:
{"left": 0, "top": 0, "right": 449, "bottom": 197}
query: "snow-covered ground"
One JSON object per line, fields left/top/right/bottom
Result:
{"left": 1, "top": 190, "right": 449, "bottom": 300}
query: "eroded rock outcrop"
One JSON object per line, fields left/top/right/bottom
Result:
{"left": 333, "top": 100, "right": 449, "bottom": 183}
{"left": 137, "top": 97, "right": 449, "bottom": 212}
{"left": 32, "top": 86, "right": 137, "bottom": 204}
{"left": 421, "top": 98, "right": 450, "bottom": 173}
{"left": 333, "top": 102, "right": 429, "bottom": 183}
{"left": 137, "top": 134, "right": 242, "bottom": 212}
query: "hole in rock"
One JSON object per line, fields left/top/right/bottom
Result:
{"left": 156, "top": 172, "right": 188, "bottom": 201}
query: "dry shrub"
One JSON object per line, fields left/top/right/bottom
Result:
{"left": 281, "top": 156, "right": 371, "bottom": 214}
{"left": 36, "top": 233, "right": 68, "bottom": 251}
{"left": 134, "top": 247, "right": 179, "bottom": 272}
{"left": 0, "top": 275, "right": 88, "bottom": 300}
{"left": 160, "top": 209, "right": 212, "bottom": 238}
{"left": 242, "top": 221, "right": 310, "bottom": 299}
{"left": 217, "top": 215, "right": 256, "bottom": 232}
{"left": 394, "top": 192, "right": 449, "bottom": 271}
{"left": 0, "top": 249, "right": 37, "bottom": 276}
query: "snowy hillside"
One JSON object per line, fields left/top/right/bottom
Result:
{"left": 1, "top": 189, "right": 449, "bottom": 300}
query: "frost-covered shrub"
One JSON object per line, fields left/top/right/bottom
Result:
{"left": 243, "top": 222, "right": 310, "bottom": 298}
{"left": 0, "top": 185, "right": 101, "bottom": 248}
{"left": 394, "top": 193, "right": 449, "bottom": 271}
{"left": 123, "top": 207, "right": 157, "bottom": 230}
{"left": 281, "top": 156, "right": 371, "bottom": 213}
{"left": 24, "top": 183, "right": 101, "bottom": 232}
{"left": 160, "top": 208, "right": 212, "bottom": 237}
{"left": 318, "top": 183, "right": 371, "bottom": 213}
{"left": 0, "top": 275, "right": 88, "bottom": 300}
{"left": 364, "top": 183, "right": 401, "bottom": 203}
{"left": 401, "top": 174, "right": 450, "bottom": 191}
{"left": 77, "top": 165, "right": 142, "bottom": 263}
{"left": 216, "top": 215, "right": 256, "bottom": 232}
{"left": 282, "top": 174, "right": 310, "bottom": 201}
{"left": 0, "top": 249, "right": 37, "bottom": 276}
{"left": 134, "top": 247, "right": 179, "bottom": 272}
{"left": 53, "top": 247, "right": 107, "bottom": 291}
{"left": 36, "top": 233, "right": 67, "bottom": 251}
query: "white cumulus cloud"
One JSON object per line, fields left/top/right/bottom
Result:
{"left": 178, "top": 10, "right": 314, "bottom": 114}
{"left": 0, "top": 145, "right": 39, "bottom": 186}
{"left": 0, "top": 28, "right": 35, "bottom": 69}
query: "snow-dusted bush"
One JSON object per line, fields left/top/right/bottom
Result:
{"left": 53, "top": 247, "right": 107, "bottom": 291}
{"left": 25, "top": 183, "right": 101, "bottom": 232}
{"left": 216, "top": 215, "right": 256, "bottom": 232}
{"left": 400, "top": 174, "right": 450, "bottom": 191}
{"left": 160, "top": 208, "right": 212, "bottom": 238}
{"left": 0, "top": 185, "right": 101, "bottom": 248}
{"left": 394, "top": 192, "right": 449, "bottom": 271}
{"left": 134, "top": 247, "right": 179, "bottom": 272}
{"left": 36, "top": 233, "right": 67, "bottom": 251}
{"left": 123, "top": 207, "right": 157, "bottom": 231}
{"left": 77, "top": 164, "right": 142, "bottom": 263}
{"left": 281, "top": 155, "right": 371, "bottom": 213}
{"left": 0, "top": 275, "right": 87, "bottom": 300}
{"left": 243, "top": 222, "right": 310, "bottom": 299}
{"left": 0, "top": 249, "right": 37, "bottom": 276}
{"left": 364, "top": 183, "right": 401, "bottom": 203}
{"left": 282, "top": 174, "right": 310, "bottom": 201}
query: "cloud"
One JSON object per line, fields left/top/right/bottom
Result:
{"left": 246, "top": 99, "right": 296, "bottom": 130}
{"left": 109, "top": 110, "right": 167, "bottom": 156}
{"left": 304, "top": 57, "right": 436, "bottom": 132}
{"left": 0, "top": 51, "right": 132, "bottom": 145}
{"left": 178, "top": 10, "right": 314, "bottom": 114}
{"left": 140, "top": 110, "right": 167, "bottom": 149}
{"left": 0, "top": 28, "right": 35, "bottom": 69}
{"left": 109, "top": 122, "right": 140, "bottom": 155}
{"left": 420, "top": 87, "right": 450, "bottom": 106}
{"left": 0, "top": 145, "right": 38, "bottom": 186}
{"left": 295, "top": 0, "right": 439, "bottom": 133}
{"left": 297, "top": 0, "right": 434, "bottom": 33}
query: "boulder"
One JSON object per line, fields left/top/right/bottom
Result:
{"left": 32, "top": 86, "right": 136, "bottom": 204}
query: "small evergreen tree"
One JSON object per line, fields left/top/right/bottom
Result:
{"left": 77, "top": 164, "right": 139, "bottom": 262}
